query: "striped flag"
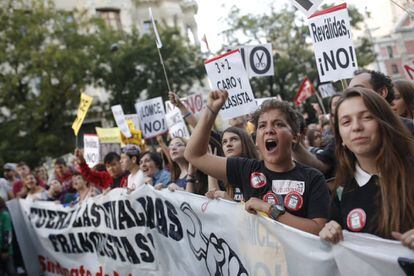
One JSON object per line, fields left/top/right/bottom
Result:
{"left": 201, "top": 33, "right": 211, "bottom": 52}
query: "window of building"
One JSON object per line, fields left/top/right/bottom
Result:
{"left": 386, "top": 46, "right": 394, "bottom": 58}
{"left": 96, "top": 8, "right": 122, "bottom": 31}
{"left": 391, "top": 64, "right": 399, "bottom": 74}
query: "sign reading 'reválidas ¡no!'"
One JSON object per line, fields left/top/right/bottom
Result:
{"left": 308, "top": 3, "right": 358, "bottom": 82}
{"left": 135, "top": 97, "right": 168, "bottom": 139}
{"left": 204, "top": 50, "right": 257, "bottom": 120}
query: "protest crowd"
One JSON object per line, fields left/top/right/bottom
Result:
{"left": 1, "top": 2, "right": 414, "bottom": 276}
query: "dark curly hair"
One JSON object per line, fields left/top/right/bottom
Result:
{"left": 354, "top": 69, "right": 394, "bottom": 103}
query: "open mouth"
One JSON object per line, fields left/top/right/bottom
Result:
{"left": 265, "top": 139, "right": 277, "bottom": 152}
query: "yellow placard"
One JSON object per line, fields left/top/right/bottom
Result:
{"left": 71, "top": 93, "right": 93, "bottom": 136}
{"left": 95, "top": 127, "right": 122, "bottom": 144}
{"left": 121, "top": 120, "right": 143, "bottom": 146}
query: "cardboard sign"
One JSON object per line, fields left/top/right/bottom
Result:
{"left": 205, "top": 50, "right": 257, "bottom": 120}
{"left": 318, "top": 82, "right": 336, "bottom": 98}
{"left": 83, "top": 134, "right": 100, "bottom": 168}
{"left": 289, "top": 0, "right": 323, "bottom": 18}
{"left": 72, "top": 93, "right": 93, "bottom": 136}
{"left": 135, "top": 97, "right": 168, "bottom": 139}
{"left": 308, "top": 3, "right": 358, "bottom": 82}
{"left": 165, "top": 109, "right": 190, "bottom": 139}
{"left": 111, "top": 105, "right": 132, "bottom": 138}
{"left": 95, "top": 127, "right": 121, "bottom": 144}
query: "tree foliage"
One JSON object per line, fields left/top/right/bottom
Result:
{"left": 0, "top": 0, "right": 205, "bottom": 167}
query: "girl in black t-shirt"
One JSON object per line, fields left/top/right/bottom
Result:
{"left": 319, "top": 87, "right": 414, "bottom": 251}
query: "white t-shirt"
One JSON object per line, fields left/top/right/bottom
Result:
{"left": 127, "top": 170, "right": 145, "bottom": 190}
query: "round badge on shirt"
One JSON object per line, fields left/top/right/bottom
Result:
{"left": 263, "top": 191, "right": 280, "bottom": 205}
{"left": 284, "top": 191, "right": 303, "bottom": 211}
{"left": 346, "top": 208, "right": 366, "bottom": 232}
{"left": 250, "top": 172, "right": 267, "bottom": 189}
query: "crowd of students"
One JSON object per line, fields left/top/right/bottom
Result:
{"left": 1, "top": 69, "right": 414, "bottom": 274}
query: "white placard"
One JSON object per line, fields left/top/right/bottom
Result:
{"left": 289, "top": 0, "right": 323, "bottom": 18}
{"left": 124, "top": 114, "right": 141, "bottom": 130}
{"left": 244, "top": 43, "right": 275, "bottom": 77}
{"left": 111, "top": 105, "right": 132, "bottom": 138}
{"left": 165, "top": 109, "right": 190, "bottom": 139}
{"left": 318, "top": 82, "right": 336, "bottom": 98}
{"left": 205, "top": 50, "right": 257, "bottom": 120}
{"left": 308, "top": 3, "right": 358, "bottom": 82}
{"left": 135, "top": 97, "right": 168, "bottom": 138}
{"left": 83, "top": 134, "right": 100, "bottom": 168}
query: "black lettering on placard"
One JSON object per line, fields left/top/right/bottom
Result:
{"left": 317, "top": 46, "right": 356, "bottom": 76}
{"left": 221, "top": 91, "right": 254, "bottom": 110}
{"left": 250, "top": 46, "right": 271, "bottom": 75}
{"left": 144, "top": 119, "right": 165, "bottom": 134}
{"left": 214, "top": 58, "right": 232, "bottom": 74}
{"left": 295, "top": 0, "right": 313, "bottom": 10}
{"left": 172, "top": 128, "right": 185, "bottom": 138}
{"left": 141, "top": 103, "right": 162, "bottom": 118}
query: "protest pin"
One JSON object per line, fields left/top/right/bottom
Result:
{"left": 135, "top": 97, "right": 168, "bottom": 139}
{"left": 83, "top": 134, "right": 100, "bottom": 168}
{"left": 205, "top": 49, "right": 257, "bottom": 120}
{"left": 165, "top": 109, "right": 190, "bottom": 139}
{"left": 308, "top": 3, "right": 358, "bottom": 82}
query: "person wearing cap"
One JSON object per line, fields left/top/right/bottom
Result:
{"left": 74, "top": 149, "right": 129, "bottom": 190}
{"left": 120, "top": 144, "right": 145, "bottom": 192}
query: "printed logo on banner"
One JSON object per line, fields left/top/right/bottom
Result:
{"left": 135, "top": 97, "right": 168, "bottom": 139}
{"left": 205, "top": 50, "right": 257, "bottom": 120}
{"left": 272, "top": 180, "right": 305, "bottom": 195}
{"left": 83, "top": 134, "right": 100, "bottom": 168}
{"left": 289, "top": 0, "right": 323, "bottom": 18}
{"left": 180, "top": 203, "right": 248, "bottom": 275}
{"left": 308, "top": 3, "right": 358, "bottom": 82}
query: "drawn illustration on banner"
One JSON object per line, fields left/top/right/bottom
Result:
{"left": 180, "top": 202, "right": 248, "bottom": 276}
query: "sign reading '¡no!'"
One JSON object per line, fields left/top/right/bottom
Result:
{"left": 135, "top": 97, "right": 168, "bottom": 139}
{"left": 204, "top": 50, "right": 257, "bottom": 120}
{"left": 307, "top": 3, "right": 358, "bottom": 82}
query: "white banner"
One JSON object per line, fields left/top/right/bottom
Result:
{"left": 165, "top": 109, "right": 191, "bottom": 139}
{"left": 8, "top": 186, "right": 414, "bottom": 276}
{"left": 83, "top": 134, "right": 100, "bottom": 168}
{"left": 111, "top": 105, "right": 132, "bottom": 138}
{"left": 205, "top": 50, "right": 257, "bottom": 120}
{"left": 308, "top": 3, "right": 358, "bottom": 82}
{"left": 135, "top": 97, "right": 168, "bottom": 139}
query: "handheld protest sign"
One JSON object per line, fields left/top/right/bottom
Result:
{"left": 289, "top": 0, "right": 323, "bottom": 18}
{"left": 124, "top": 114, "right": 141, "bottom": 130}
{"left": 83, "top": 134, "right": 100, "bottom": 168}
{"left": 165, "top": 93, "right": 205, "bottom": 116}
{"left": 95, "top": 127, "right": 122, "bottom": 144}
{"left": 308, "top": 3, "right": 358, "bottom": 82}
{"left": 318, "top": 82, "right": 336, "bottom": 98}
{"left": 111, "top": 105, "right": 132, "bottom": 138}
{"left": 135, "top": 97, "right": 168, "bottom": 139}
{"left": 71, "top": 93, "right": 93, "bottom": 136}
{"left": 205, "top": 50, "right": 257, "bottom": 120}
{"left": 165, "top": 109, "right": 190, "bottom": 139}
{"left": 245, "top": 43, "right": 274, "bottom": 77}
